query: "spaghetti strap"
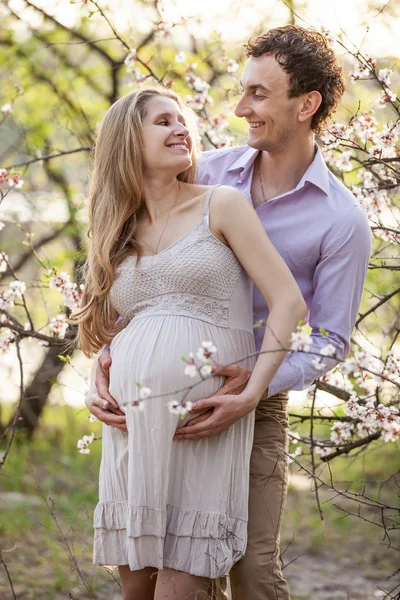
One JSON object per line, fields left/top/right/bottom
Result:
{"left": 202, "top": 184, "right": 221, "bottom": 227}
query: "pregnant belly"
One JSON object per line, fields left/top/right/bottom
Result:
{"left": 108, "top": 314, "right": 255, "bottom": 412}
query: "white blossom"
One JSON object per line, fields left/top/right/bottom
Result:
{"left": 175, "top": 52, "right": 185, "bottom": 63}
{"left": 131, "top": 400, "right": 144, "bottom": 411}
{"left": 312, "top": 357, "right": 326, "bottom": 371}
{"left": 124, "top": 49, "right": 137, "bottom": 72}
{"left": 77, "top": 432, "right": 95, "bottom": 454}
{"left": 168, "top": 399, "right": 180, "bottom": 414}
{"left": 49, "top": 314, "right": 69, "bottom": 339}
{"left": 381, "top": 419, "right": 400, "bottom": 443}
{"left": 0, "top": 252, "right": 8, "bottom": 273}
{"left": 157, "top": 22, "right": 173, "bottom": 36}
{"left": 287, "top": 446, "right": 304, "bottom": 463}
{"left": 138, "top": 386, "right": 151, "bottom": 399}
{"left": 320, "top": 27, "right": 336, "bottom": 45}
{"left": 290, "top": 330, "right": 312, "bottom": 353}
{"left": 183, "top": 352, "right": 197, "bottom": 377}
{"left": 306, "top": 383, "right": 317, "bottom": 400}
{"left": 0, "top": 332, "right": 14, "bottom": 354}
{"left": 330, "top": 421, "right": 354, "bottom": 445}
{"left": 9, "top": 280, "right": 26, "bottom": 297}
{"left": 385, "top": 349, "right": 400, "bottom": 377}
{"left": 376, "top": 88, "right": 397, "bottom": 108}
{"left": 335, "top": 151, "right": 353, "bottom": 171}
{"left": 196, "top": 341, "right": 217, "bottom": 362}
{"left": 200, "top": 363, "right": 212, "bottom": 377}
{"left": 226, "top": 58, "right": 239, "bottom": 73}
{"left": 289, "top": 431, "right": 301, "bottom": 443}
{"left": 48, "top": 268, "right": 83, "bottom": 311}
{"left": 350, "top": 63, "right": 370, "bottom": 83}
{"left": 344, "top": 397, "right": 367, "bottom": 419}
{"left": 368, "top": 145, "right": 382, "bottom": 158}
{"left": 320, "top": 343, "right": 336, "bottom": 357}
{"left": 184, "top": 363, "right": 197, "bottom": 377}
{"left": 1, "top": 103, "right": 12, "bottom": 113}
{"left": 378, "top": 68, "right": 392, "bottom": 86}
{"left": 315, "top": 445, "right": 331, "bottom": 457}
{"left": 168, "top": 400, "right": 193, "bottom": 416}
{"left": 0, "top": 280, "right": 27, "bottom": 310}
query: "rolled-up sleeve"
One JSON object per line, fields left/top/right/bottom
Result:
{"left": 268, "top": 204, "right": 372, "bottom": 396}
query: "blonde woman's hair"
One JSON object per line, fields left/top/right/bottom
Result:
{"left": 69, "top": 87, "right": 198, "bottom": 357}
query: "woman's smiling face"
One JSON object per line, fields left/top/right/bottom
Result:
{"left": 141, "top": 96, "right": 193, "bottom": 176}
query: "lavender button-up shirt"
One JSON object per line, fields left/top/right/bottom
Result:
{"left": 197, "top": 145, "right": 372, "bottom": 397}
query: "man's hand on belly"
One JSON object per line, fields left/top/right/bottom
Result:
{"left": 173, "top": 364, "right": 254, "bottom": 441}
{"left": 86, "top": 348, "right": 127, "bottom": 432}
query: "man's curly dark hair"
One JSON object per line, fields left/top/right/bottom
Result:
{"left": 246, "top": 25, "right": 345, "bottom": 133}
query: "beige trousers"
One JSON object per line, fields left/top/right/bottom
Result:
{"left": 212, "top": 391, "right": 290, "bottom": 600}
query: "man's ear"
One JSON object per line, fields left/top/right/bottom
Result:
{"left": 298, "top": 91, "right": 322, "bottom": 124}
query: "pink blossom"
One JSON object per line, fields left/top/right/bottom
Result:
{"left": 0, "top": 169, "right": 9, "bottom": 184}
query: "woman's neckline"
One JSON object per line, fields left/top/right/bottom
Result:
{"left": 125, "top": 219, "right": 205, "bottom": 261}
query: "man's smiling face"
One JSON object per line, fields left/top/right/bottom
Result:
{"left": 234, "top": 54, "right": 305, "bottom": 153}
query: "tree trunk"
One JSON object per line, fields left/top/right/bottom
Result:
{"left": 11, "top": 343, "right": 72, "bottom": 437}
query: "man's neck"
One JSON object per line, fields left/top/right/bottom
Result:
{"left": 253, "top": 135, "right": 316, "bottom": 205}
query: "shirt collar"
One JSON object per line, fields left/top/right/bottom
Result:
{"left": 227, "top": 146, "right": 259, "bottom": 173}
{"left": 227, "top": 144, "right": 330, "bottom": 196}
{"left": 297, "top": 145, "right": 330, "bottom": 196}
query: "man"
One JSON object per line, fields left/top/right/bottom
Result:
{"left": 86, "top": 26, "right": 372, "bottom": 599}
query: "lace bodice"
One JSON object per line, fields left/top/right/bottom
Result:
{"left": 109, "top": 188, "right": 254, "bottom": 333}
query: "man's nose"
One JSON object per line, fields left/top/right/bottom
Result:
{"left": 234, "top": 95, "right": 251, "bottom": 118}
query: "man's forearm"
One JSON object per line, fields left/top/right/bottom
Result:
{"left": 267, "top": 331, "right": 344, "bottom": 397}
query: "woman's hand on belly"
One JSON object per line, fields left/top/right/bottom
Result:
{"left": 174, "top": 363, "right": 256, "bottom": 441}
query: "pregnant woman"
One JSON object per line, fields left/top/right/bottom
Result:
{"left": 71, "top": 87, "right": 306, "bottom": 600}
